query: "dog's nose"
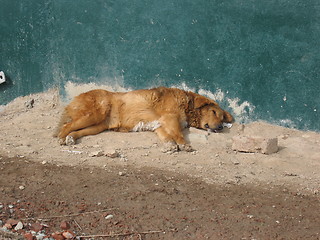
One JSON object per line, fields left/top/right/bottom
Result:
{"left": 217, "top": 125, "right": 223, "bottom": 130}
{"left": 205, "top": 123, "right": 209, "bottom": 128}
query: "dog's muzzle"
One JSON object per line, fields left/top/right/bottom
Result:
{"left": 205, "top": 124, "right": 223, "bottom": 133}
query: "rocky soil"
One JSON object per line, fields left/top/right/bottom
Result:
{"left": 0, "top": 89, "right": 319, "bottom": 239}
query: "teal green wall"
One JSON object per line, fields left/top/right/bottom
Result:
{"left": 0, "top": 1, "right": 319, "bottom": 131}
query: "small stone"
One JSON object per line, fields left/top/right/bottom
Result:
{"left": 231, "top": 159, "right": 240, "bottom": 165}
{"left": 36, "top": 233, "right": 46, "bottom": 240}
{"left": 19, "top": 185, "right": 25, "bottom": 190}
{"left": 52, "top": 232, "right": 65, "bottom": 240}
{"left": 14, "top": 221, "right": 23, "bottom": 231}
{"left": 89, "top": 151, "right": 104, "bottom": 157}
{"left": 237, "top": 124, "right": 245, "bottom": 132}
{"left": 31, "top": 222, "right": 43, "bottom": 232}
{"left": 62, "top": 230, "right": 76, "bottom": 239}
{"left": 4, "top": 223, "right": 12, "bottom": 229}
{"left": 60, "top": 221, "right": 70, "bottom": 230}
{"left": 118, "top": 172, "right": 125, "bottom": 176}
{"left": 6, "top": 219, "right": 18, "bottom": 226}
{"left": 25, "top": 99, "right": 35, "bottom": 109}
{"left": 105, "top": 150, "right": 120, "bottom": 158}
{"left": 24, "top": 232, "right": 34, "bottom": 240}
{"left": 105, "top": 214, "right": 114, "bottom": 220}
{"left": 232, "top": 135, "right": 278, "bottom": 154}
{"left": 280, "top": 134, "right": 289, "bottom": 140}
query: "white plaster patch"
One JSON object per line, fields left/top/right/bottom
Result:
{"left": 198, "top": 88, "right": 225, "bottom": 102}
{"left": 0, "top": 71, "right": 6, "bottom": 84}
{"left": 64, "top": 81, "right": 131, "bottom": 102}
{"left": 170, "top": 82, "right": 196, "bottom": 92}
{"left": 132, "top": 121, "right": 161, "bottom": 132}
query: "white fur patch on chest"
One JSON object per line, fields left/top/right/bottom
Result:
{"left": 181, "top": 121, "right": 188, "bottom": 129}
{"left": 132, "top": 121, "right": 161, "bottom": 132}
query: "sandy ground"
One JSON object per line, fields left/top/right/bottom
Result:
{"left": 0, "top": 89, "right": 319, "bottom": 239}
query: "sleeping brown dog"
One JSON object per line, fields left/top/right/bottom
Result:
{"left": 55, "top": 87, "right": 234, "bottom": 151}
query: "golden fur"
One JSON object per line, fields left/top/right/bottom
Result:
{"left": 55, "top": 87, "right": 233, "bottom": 151}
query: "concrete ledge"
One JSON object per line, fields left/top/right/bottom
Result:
{"left": 184, "top": 128, "right": 209, "bottom": 144}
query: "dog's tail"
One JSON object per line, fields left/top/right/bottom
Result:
{"left": 52, "top": 109, "right": 71, "bottom": 138}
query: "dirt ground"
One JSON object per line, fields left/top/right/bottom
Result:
{"left": 0, "top": 89, "right": 319, "bottom": 239}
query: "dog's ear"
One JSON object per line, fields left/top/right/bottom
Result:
{"left": 223, "top": 110, "right": 234, "bottom": 123}
{"left": 194, "top": 96, "right": 217, "bottom": 109}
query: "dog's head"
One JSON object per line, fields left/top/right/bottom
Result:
{"left": 194, "top": 95, "right": 234, "bottom": 132}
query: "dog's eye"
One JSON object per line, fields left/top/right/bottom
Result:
{"left": 212, "top": 110, "right": 216, "bottom": 116}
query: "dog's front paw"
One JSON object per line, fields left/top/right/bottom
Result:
{"left": 179, "top": 144, "right": 195, "bottom": 152}
{"left": 59, "top": 138, "right": 66, "bottom": 145}
{"left": 65, "top": 135, "right": 76, "bottom": 145}
{"left": 161, "top": 142, "right": 179, "bottom": 154}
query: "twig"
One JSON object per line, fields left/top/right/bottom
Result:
{"left": 78, "top": 230, "right": 167, "bottom": 239}
{"left": 22, "top": 208, "right": 116, "bottom": 221}
{"left": 74, "top": 219, "right": 83, "bottom": 231}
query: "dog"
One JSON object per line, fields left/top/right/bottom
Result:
{"left": 55, "top": 87, "right": 234, "bottom": 151}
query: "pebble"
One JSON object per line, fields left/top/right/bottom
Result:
{"left": 105, "top": 214, "right": 114, "bottom": 220}
{"left": 118, "top": 172, "right": 125, "bottom": 176}
{"left": 89, "top": 151, "right": 104, "bottom": 157}
{"left": 6, "top": 219, "right": 18, "bottom": 226}
{"left": 4, "top": 223, "right": 12, "bottom": 229}
{"left": 35, "top": 232, "right": 46, "bottom": 239}
{"left": 14, "top": 221, "right": 23, "bottom": 231}
{"left": 52, "top": 232, "right": 65, "bottom": 240}
{"left": 105, "top": 150, "right": 120, "bottom": 158}
{"left": 19, "top": 185, "right": 25, "bottom": 190}
{"left": 60, "top": 221, "right": 70, "bottom": 230}
{"left": 25, "top": 99, "right": 35, "bottom": 109}
{"left": 24, "top": 232, "right": 34, "bottom": 240}
{"left": 31, "top": 222, "right": 44, "bottom": 232}
{"left": 62, "top": 230, "right": 76, "bottom": 239}
{"left": 231, "top": 159, "right": 240, "bottom": 165}
{"left": 237, "top": 124, "right": 245, "bottom": 132}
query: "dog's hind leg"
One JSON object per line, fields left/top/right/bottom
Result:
{"left": 58, "top": 102, "right": 111, "bottom": 143}
{"left": 58, "top": 114, "right": 106, "bottom": 144}
{"left": 64, "top": 122, "right": 109, "bottom": 145}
